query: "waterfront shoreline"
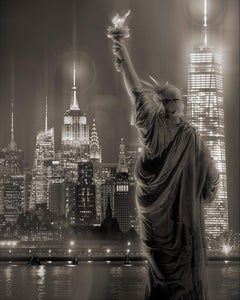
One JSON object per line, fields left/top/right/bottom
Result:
{"left": 0, "top": 255, "right": 239, "bottom": 263}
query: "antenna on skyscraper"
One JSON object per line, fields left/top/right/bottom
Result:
{"left": 44, "top": 46, "right": 48, "bottom": 99}
{"left": 44, "top": 46, "right": 48, "bottom": 133}
{"left": 10, "top": 51, "right": 16, "bottom": 149}
{"left": 11, "top": 100, "right": 14, "bottom": 144}
{"left": 70, "top": 0, "right": 80, "bottom": 111}
{"left": 203, "top": 0, "right": 208, "bottom": 46}
{"left": 45, "top": 96, "right": 48, "bottom": 133}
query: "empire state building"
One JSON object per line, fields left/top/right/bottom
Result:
{"left": 61, "top": 62, "right": 89, "bottom": 182}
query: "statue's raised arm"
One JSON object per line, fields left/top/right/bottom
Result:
{"left": 107, "top": 11, "right": 143, "bottom": 105}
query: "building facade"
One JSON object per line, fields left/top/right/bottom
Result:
{"left": 3, "top": 175, "right": 25, "bottom": 224}
{"left": 61, "top": 62, "right": 89, "bottom": 182}
{"left": 115, "top": 139, "right": 130, "bottom": 232}
{"left": 75, "top": 161, "right": 96, "bottom": 225}
{"left": 186, "top": 4, "right": 229, "bottom": 237}
{"left": 30, "top": 128, "right": 55, "bottom": 210}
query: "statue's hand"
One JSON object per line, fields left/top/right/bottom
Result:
{"left": 112, "top": 41, "right": 128, "bottom": 70}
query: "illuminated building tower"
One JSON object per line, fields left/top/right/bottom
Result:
{"left": 3, "top": 175, "right": 25, "bottom": 224}
{"left": 115, "top": 138, "right": 130, "bottom": 232}
{"left": 187, "top": 0, "right": 228, "bottom": 237}
{"left": 0, "top": 102, "right": 24, "bottom": 217}
{"left": 30, "top": 97, "right": 55, "bottom": 210}
{"left": 89, "top": 117, "right": 102, "bottom": 222}
{"left": 65, "top": 181, "right": 77, "bottom": 223}
{"left": 76, "top": 161, "right": 96, "bottom": 225}
{"left": 90, "top": 118, "right": 102, "bottom": 163}
{"left": 61, "top": 62, "right": 89, "bottom": 182}
{"left": 0, "top": 102, "right": 24, "bottom": 175}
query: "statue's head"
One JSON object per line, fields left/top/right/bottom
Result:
{"left": 142, "top": 77, "right": 184, "bottom": 118}
{"left": 156, "top": 84, "right": 184, "bottom": 118}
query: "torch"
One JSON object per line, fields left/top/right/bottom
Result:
{"left": 107, "top": 10, "right": 131, "bottom": 72}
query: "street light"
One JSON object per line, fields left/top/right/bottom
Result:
{"left": 70, "top": 241, "right": 75, "bottom": 246}
{"left": 106, "top": 248, "right": 111, "bottom": 254}
{"left": 68, "top": 249, "right": 72, "bottom": 254}
{"left": 127, "top": 241, "right": 131, "bottom": 246}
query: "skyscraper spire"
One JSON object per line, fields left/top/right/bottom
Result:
{"left": 203, "top": 0, "right": 208, "bottom": 46}
{"left": 70, "top": 61, "right": 80, "bottom": 110}
{"left": 117, "top": 138, "right": 128, "bottom": 173}
{"left": 90, "top": 117, "right": 101, "bottom": 162}
{"left": 11, "top": 101, "right": 14, "bottom": 144}
{"left": 8, "top": 100, "right": 17, "bottom": 150}
{"left": 8, "top": 51, "right": 17, "bottom": 150}
{"left": 45, "top": 96, "right": 48, "bottom": 132}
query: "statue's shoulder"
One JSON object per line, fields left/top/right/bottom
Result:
{"left": 182, "top": 121, "right": 197, "bottom": 135}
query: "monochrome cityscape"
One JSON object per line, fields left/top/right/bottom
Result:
{"left": 0, "top": 0, "right": 239, "bottom": 259}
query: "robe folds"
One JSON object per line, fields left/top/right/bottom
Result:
{"left": 132, "top": 89, "right": 219, "bottom": 300}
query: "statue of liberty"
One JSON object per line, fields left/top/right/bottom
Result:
{"left": 107, "top": 12, "right": 219, "bottom": 300}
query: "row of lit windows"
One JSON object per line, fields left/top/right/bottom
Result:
{"left": 116, "top": 185, "right": 129, "bottom": 192}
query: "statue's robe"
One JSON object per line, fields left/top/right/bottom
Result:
{"left": 132, "top": 89, "right": 219, "bottom": 300}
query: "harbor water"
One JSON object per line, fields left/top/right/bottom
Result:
{"left": 0, "top": 261, "right": 239, "bottom": 300}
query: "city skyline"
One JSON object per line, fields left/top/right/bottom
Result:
{"left": 0, "top": 0, "right": 239, "bottom": 232}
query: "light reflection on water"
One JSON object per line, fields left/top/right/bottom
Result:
{"left": 0, "top": 261, "right": 239, "bottom": 300}
{"left": 4, "top": 266, "right": 13, "bottom": 298}
{"left": 207, "top": 261, "right": 240, "bottom": 300}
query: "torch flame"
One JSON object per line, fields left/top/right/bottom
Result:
{"left": 112, "top": 10, "right": 131, "bottom": 29}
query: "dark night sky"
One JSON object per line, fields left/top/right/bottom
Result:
{"left": 0, "top": 0, "right": 239, "bottom": 231}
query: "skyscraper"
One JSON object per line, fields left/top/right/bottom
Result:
{"left": 93, "top": 162, "right": 117, "bottom": 222}
{"left": 46, "top": 159, "right": 65, "bottom": 216}
{"left": 30, "top": 97, "right": 55, "bottom": 210}
{"left": 186, "top": 0, "right": 228, "bottom": 237}
{"left": 0, "top": 102, "right": 24, "bottom": 175}
{"left": 115, "top": 138, "right": 130, "bottom": 232}
{"left": 0, "top": 101, "right": 24, "bottom": 218}
{"left": 90, "top": 117, "right": 101, "bottom": 163}
{"left": 89, "top": 117, "right": 102, "bottom": 222}
{"left": 61, "top": 62, "right": 89, "bottom": 182}
{"left": 101, "top": 178, "right": 115, "bottom": 222}
{"left": 76, "top": 161, "right": 96, "bottom": 225}
{"left": 3, "top": 175, "right": 25, "bottom": 224}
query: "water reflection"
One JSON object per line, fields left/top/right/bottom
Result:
{"left": 4, "top": 266, "right": 13, "bottom": 298}
{"left": 207, "top": 262, "right": 240, "bottom": 300}
{"left": 110, "top": 266, "right": 123, "bottom": 299}
{"left": 0, "top": 262, "right": 238, "bottom": 300}
{"left": 220, "top": 264, "right": 240, "bottom": 300}
{"left": 36, "top": 266, "right": 46, "bottom": 300}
